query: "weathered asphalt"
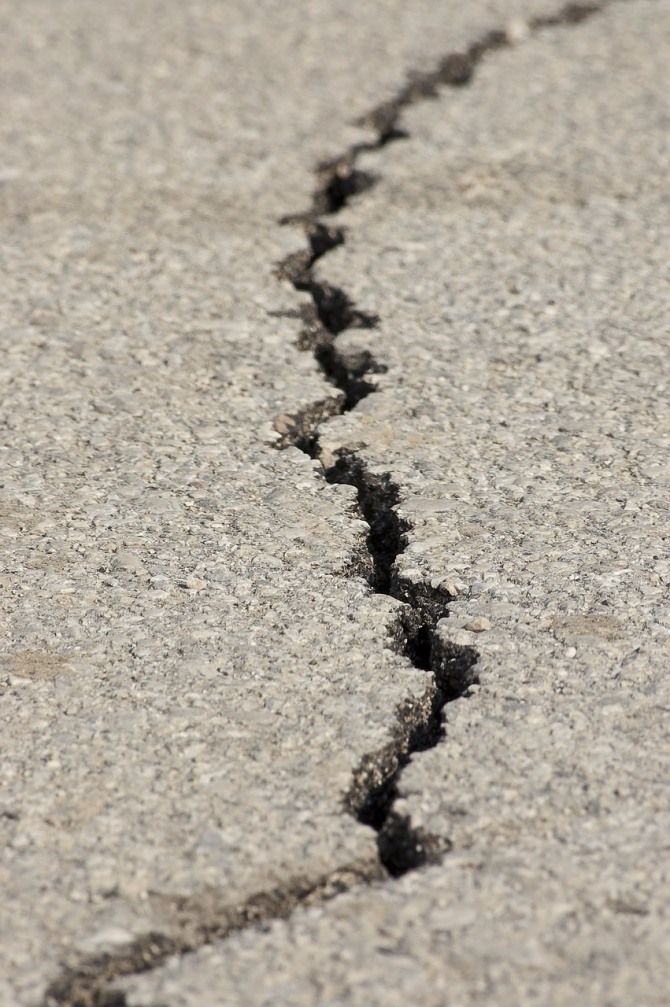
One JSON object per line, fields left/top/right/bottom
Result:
{"left": 1, "top": 2, "right": 667, "bottom": 1004}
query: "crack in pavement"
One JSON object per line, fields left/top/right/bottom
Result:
{"left": 273, "top": 0, "right": 609, "bottom": 879}
{"left": 43, "top": 3, "right": 615, "bottom": 1003}
{"left": 322, "top": 455, "right": 479, "bottom": 877}
{"left": 43, "top": 864, "right": 383, "bottom": 1007}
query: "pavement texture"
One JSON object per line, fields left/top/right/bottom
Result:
{"left": 1, "top": 1, "right": 668, "bottom": 1006}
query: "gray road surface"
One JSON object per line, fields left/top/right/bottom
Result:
{"left": 1, "top": 1, "right": 668, "bottom": 1005}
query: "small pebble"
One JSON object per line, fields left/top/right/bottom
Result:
{"left": 464, "top": 617, "right": 492, "bottom": 633}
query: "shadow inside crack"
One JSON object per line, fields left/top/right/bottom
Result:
{"left": 46, "top": 2, "right": 611, "bottom": 1002}
{"left": 325, "top": 451, "right": 479, "bottom": 877}
{"left": 271, "top": 6, "right": 613, "bottom": 882}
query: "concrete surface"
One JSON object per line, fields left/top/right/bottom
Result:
{"left": 1, "top": 0, "right": 668, "bottom": 1005}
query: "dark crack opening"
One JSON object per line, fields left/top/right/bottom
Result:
{"left": 272, "top": 0, "right": 605, "bottom": 891}
{"left": 314, "top": 162, "right": 378, "bottom": 216}
{"left": 44, "top": 3, "right": 610, "bottom": 1003}
{"left": 324, "top": 450, "right": 479, "bottom": 876}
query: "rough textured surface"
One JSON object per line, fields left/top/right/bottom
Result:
{"left": 0, "top": 0, "right": 500, "bottom": 1001}
{"left": 119, "top": 2, "right": 670, "bottom": 1005}
{"left": 1, "top": 1, "right": 668, "bottom": 1005}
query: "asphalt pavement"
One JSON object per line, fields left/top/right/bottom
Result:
{"left": 1, "top": 2, "right": 668, "bottom": 1005}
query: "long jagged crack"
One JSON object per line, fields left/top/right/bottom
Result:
{"left": 45, "top": 3, "right": 613, "bottom": 1004}
{"left": 274, "top": 0, "right": 608, "bottom": 876}
{"left": 274, "top": 1, "right": 606, "bottom": 453}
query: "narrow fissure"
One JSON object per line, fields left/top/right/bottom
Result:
{"left": 44, "top": 3, "right": 610, "bottom": 1003}
{"left": 43, "top": 865, "right": 382, "bottom": 1007}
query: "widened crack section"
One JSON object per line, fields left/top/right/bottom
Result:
{"left": 324, "top": 452, "right": 479, "bottom": 876}
{"left": 312, "top": 159, "right": 378, "bottom": 217}
{"left": 325, "top": 455, "right": 403, "bottom": 594}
